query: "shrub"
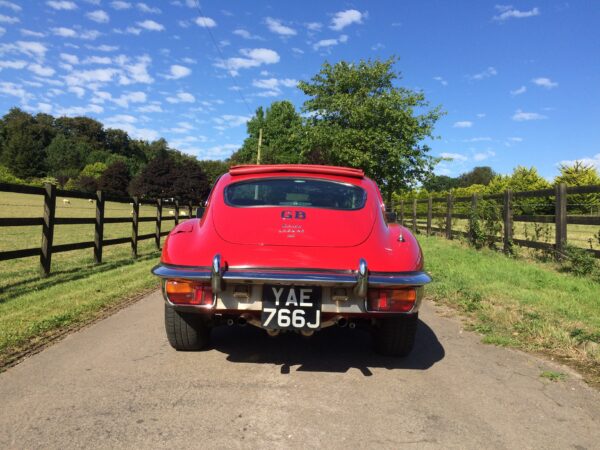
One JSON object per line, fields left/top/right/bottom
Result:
{"left": 562, "top": 245, "right": 598, "bottom": 277}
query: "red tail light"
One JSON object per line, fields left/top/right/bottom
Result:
{"left": 367, "top": 288, "right": 416, "bottom": 312}
{"left": 165, "top": 280, "right": 214, "bottom": 306}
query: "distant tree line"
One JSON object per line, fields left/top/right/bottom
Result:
{"left": 0, "top": 108, "right": 228, "bottom": 202}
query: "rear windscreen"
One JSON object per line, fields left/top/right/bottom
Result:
{"left": 224, "top": 178, "right": 366, "bottom": 210}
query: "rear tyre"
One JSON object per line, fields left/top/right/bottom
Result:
{"left": 373, "top": 313, "right": 418, "bottom": 357}
{"left": 164, "top": 304, "right": 210, "bottom": 351}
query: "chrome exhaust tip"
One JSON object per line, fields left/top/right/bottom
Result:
{"left": 337, "top": 317, "right": 348, "bottom": 328}
{"left": 348, "top": 322, "right": 356, "bottom": 329}
{"left": 226, "top": 318, "right": 234, "bottom": 326}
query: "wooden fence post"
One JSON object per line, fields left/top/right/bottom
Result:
{"left": 131, "top": 196, "right": 139, "bottom": 258}
{"left": 40, "top": 182, "right": 56, "bottom": 277}
{"left": 426, "top": 196, "right": 432, "bottom": 236}
{"left": 155, "top": 199, "right": 162, "bottom": 249}
{"left": 503, "top": 189, "right": 513, "bottom": 253}
{"left": 555, "top": 182, "right": 567, "bottom": 258}
{"left": 446, "top": 194, "right": 453, "bottom": 240}
{"left": 94, "top": 190, "right": 104, "bottom": 264}
{"left": 470, "top": 193, "right": 478, "bottom": 243}
{"left": 412, "top": 199, "right": 417, "bottom": 233}
{"left": 188, "top": 203, "right": 193, "bottom": 219}
{"left": 399, "top": 200, "right": 404, "bottom": 226}
{"left": 174, "top": 200, "right": 180, "bottom": 226}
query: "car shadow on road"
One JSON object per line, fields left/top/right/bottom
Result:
{"left": 210, "top": 319, "right": 445, "bottom": 376}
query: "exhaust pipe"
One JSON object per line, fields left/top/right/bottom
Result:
{"left": 237, "top": 316, "right": 247, "bottom": 326}
{"left": 337, "top": 317, "right": 348, "bottom": 328}
{"left": 226, "top": 318, "right": 234, "bottom": 326}
{"left": 348, "top": 322, "right": 356, "bottom": 329}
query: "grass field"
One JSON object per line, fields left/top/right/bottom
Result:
{"left": 419, "top": 235, "right": 600, "bottom": 385}
{"left": 0, "top": 191, "right": 186, "bottom": 366}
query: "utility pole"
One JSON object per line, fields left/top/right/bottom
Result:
{"left": 256, "top": 128, "right": 263, "bottom": 165}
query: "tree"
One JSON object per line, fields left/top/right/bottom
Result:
{"left": 98, "top": 161, "right": 131, "bottom": 196}
{"left": 488, "top": 166, "right": 551, "bottom": 214}
{"left": 0, "top": 108, "right": 52, "bottom": 178}
{"left": 197, "top": 160, "right": 229, "bottom": 186}
{"left": 457, "top": 166, "right": 496, "bottom": 187}
{"left": 80, "top": 162, "right": 108, "bottom": 179}
{"left": 298, "top": 57, "right": 443, "bottom": 202}
{"left": 45, "top": 134, "right": 86, "bottom": 182}
{"left": 230, "top": 101, "right": 303, "bottom": 165}
{"left": 554, "top": 162, "right": 600, "bottom": 214}
{"left": 422, "top": 174, "right": 459, "bottom": 192}
{"left": 171, "top": 162, "right": 210, "bottom": 203}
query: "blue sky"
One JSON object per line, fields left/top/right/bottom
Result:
{"left": 0, "top": 1, "right": 599, "bottom": 179}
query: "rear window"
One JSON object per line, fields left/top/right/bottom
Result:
{"left": 224, "top": 178, "right": 366, "bottom": 210}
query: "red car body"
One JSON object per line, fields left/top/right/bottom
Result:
{"left": 152, "top": 164, "right": 431, "bottom": 355}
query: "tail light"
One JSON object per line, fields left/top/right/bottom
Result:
{"left": 367, "top": 288, "right": 416, "bottom": 312}
{"left": 165, "top": 280, "right": 214, "bottom": 306}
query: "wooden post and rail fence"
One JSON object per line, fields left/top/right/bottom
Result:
{"left": 395, "top": 183, "right": 600, "bottom": 259}
{"left": 0, "top": 182, "right": 201, "bottom": 276}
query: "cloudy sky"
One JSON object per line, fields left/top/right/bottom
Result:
{"left": 0, "top": 1, "right": 599, "bottom": 178}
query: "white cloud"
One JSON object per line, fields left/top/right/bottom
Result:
{"left": 510, "top": 85, "right": 526, "bottom": 95}
{"left": 313, "top": 34, "right": 348, "bottom": 50}
{"left": 137, "top": 20, "right": 164, "bottom": 31}
{"left": 83, "top": 56, "right": 112, "bottom": 64}
{"left": 0, "top": 41, "right": 48, "bottom": 58}
{"left": 433, "top": 76, "right": 447, "bottom": 86}
{"left": 52, "top": 27, "right": 101, "bottom": 40}
{"left": 64, "top": 68, "right": 120, "bottom": 87}
{"left": 68, "top": 86, "right": 85, "bottom": 98}
{"left": 46, "top": 1, "right": 77, "bottom": 10}
{"left": 137, "top": 2, "right": 160, "bottom": 13}
{"left": 330, "top": 9, "right": 364, "bottom": 30}
{"left": 60, "top": 53, "right": 79, "bottom": 64}
{"left": 469, "top": 66, "right": 497, "bottom": 80}
{"left": 165, "top": 64, "right": 191, "bottom": 79}
{"left": 103, "top": 115, "right": 159, "bottom": 141}
{"left": 473, "top": 150, "right": 495, "bottom": 161}
{"left": 197, "top": 144, "right": 240, "bottom": 160}
{"left": 28, "top": 63, "right": 55, "bottom": 77}
{"left": 292, "top": 47, "right": 304, "bottom": 54}
{"left": 87, "top": 10, "right": 109, "bottom": 23}
{"left": 194, "top": 16, "right": 217, "bottom": 28}
{"left": 0, "top": 1, "right": 21, "bottom": 12}
{"left": 559, "top": 153, "right": 600, "bottom": 170}
{"left": 494, "top": 6, "right": 540, "bottom": 21}
{"left": 532, "top": 77, "right": 558, "bottom": 89}
{"left": 137, "top": 103, "right": 162, "bottom": 113}
{"left": 0, "top": 13, "right": 18, "bottom": 23}
{"left": 476, "top": 113, "right": 486, "bottom": 118}
{"left": 440, "top": 152, "right": 468, "bottom": 161}
{"left": 115, "top": 54, "right": 153, "bottom": 84}
{"left": 252, "top": 77, "right": 297, "bottom": 91}
{"left": 0, "top": 27, "right": 6, "bottom": 36}
{"left": 213, "top": 114, "right": 250, "bottom": 130}
{"left": 88, "top": 44, "right": 119, "bottom": 52}
{"left": 110, "top": 1, "right": 131, "bottom": 9}
{"left": 265, "top": 17, "right": 296, "bottom": 36}
{"left": 215, "top": 48, "right": 280, "bottom": 76}
{"left": 20, "top": 29, "right": 45, "bottom": 37}
{"left": 512, "top": 109, "right": 547, "bottom": 121}
{"left": 305, "top": 22, "right": 322, "bottom": 32}
{"left": 508, "top": 137, "right": 523, "bottom": 142}
{"left": 0, "top": 59, "right": 26, "bottom": 69}
{"left": 464, "top": 137, "right": 492, "bottom": 142}
{"left": 166, "top": 91, "right": 195, "bottom": 103}
{"left": 453, "top": 121, "right": 473, "bottom": 128}
{"left": 0, "top": 81, "right": 31, "bottom": 102}
{"left": 233, "top": 28, "right": 263, "bottom": 40}
{"left": 55, "top": 103, "right": 104, "bottom": 116}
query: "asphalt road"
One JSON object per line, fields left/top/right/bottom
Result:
{"left": 1, "top": 291, "right": 599, "bottom": 449}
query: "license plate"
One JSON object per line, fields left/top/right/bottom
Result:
{"left": 261, "top": 285, "right": 321, "bottom": 330}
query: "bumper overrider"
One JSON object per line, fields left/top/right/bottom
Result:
{"left": 153, "top": 254, "right": 431, "bottom": 330}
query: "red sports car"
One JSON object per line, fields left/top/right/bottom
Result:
{"left": 152, "top": 164, "right": 431, "bottom": 356}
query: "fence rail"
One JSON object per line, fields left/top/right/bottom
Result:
{"left": 395, "top": 182, "right": 600, "bottom": 259}
{"left": 0, "top": 182, "right": 200, "bottom": 276}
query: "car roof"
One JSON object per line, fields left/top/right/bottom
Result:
{"left": 228, "top": 164, "right": 365, "bottom": 179}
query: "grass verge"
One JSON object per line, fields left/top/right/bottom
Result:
{"left": 420, "top": 235, "right": 600, "bottom": 386}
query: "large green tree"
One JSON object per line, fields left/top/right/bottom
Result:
{"left": 298, "top": 57, "right": 443, "bottom": 202}
{"left": 230, "top": 101, "right": 303, "bottom": 165}
{"left": 554, "top": 162, "right": 600, "bottom": 214}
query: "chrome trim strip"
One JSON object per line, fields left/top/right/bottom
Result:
{"left": 152, "top": 263, "right": 431, "bottom": 287}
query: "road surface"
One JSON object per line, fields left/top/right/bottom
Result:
{"left": 1, "top": 291, "right": 599, "bottom": 449}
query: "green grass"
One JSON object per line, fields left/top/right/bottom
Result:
{"left": 0, "top": 191, "right": 184, "bottom": 365}
{"left": 540, "top": 370, "right": 567, "bottom": 382}
{"left": 420, "top": 235, "right": 600, "bottom": 384}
